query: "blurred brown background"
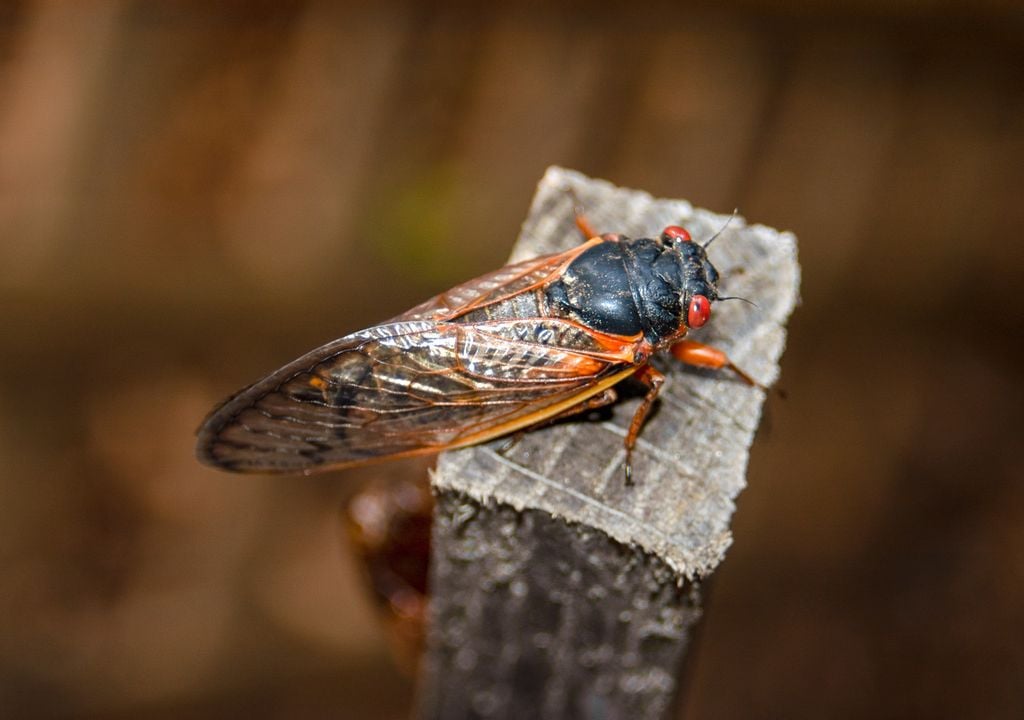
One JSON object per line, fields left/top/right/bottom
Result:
{"left": 1, "top": 1, "right": 1022, "bottom": 718}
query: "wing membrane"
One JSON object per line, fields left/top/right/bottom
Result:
{"left": 397, "top": 241, "right": 597, "bottom": 321}
{"left": 198, "top": 317, "right": 634, "bottom": 473}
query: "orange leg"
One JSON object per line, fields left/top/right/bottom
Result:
{"left": 623, "top": 364, "right": 665, "bottom": 485}
{"left": 574, "top": 209, "right": 599, "bottom": 240}
{"left": 566, "top": 186, "right": 599, "bottom": 239}
{"left": 670, "top": 340, "right": 764, "bottom": 390}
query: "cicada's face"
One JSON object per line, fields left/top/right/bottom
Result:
{"left": 659, "top": 226, "right": 719, "bottom": 332}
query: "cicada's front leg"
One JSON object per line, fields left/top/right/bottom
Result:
{"left": 670, "top": 340, "right": 764, "bottom": 390}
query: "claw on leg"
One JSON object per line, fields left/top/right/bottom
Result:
{"left": 623, "top": 364, "right": 665, "bottom": 485}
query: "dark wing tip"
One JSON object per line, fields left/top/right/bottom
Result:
{"left": 194, "top": 379, "right": 321, "bottom": 475}
{"left": 192, "top": 334, "right": 370, "bottom": 475}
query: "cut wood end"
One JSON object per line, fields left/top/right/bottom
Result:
{"left": 433, "top": 167, "right": 800, "bottom": 580}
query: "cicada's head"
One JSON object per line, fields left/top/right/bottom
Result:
{"left": 658, "top": 225, "right": 720, "bottom": 331}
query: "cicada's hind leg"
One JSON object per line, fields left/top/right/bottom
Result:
{"left": 566, "top": 186, "right": 627, "bottom": 245}
{"left": 670, "top": 340, "right": 765, "bottom": 390}
{"left": 564, "top": 186, "right": 599, "bottom": 240}
{"left": 496, "top": 388, "right": 619, "bottom": 455}
{"left": 573, "top": 204, "right": 599, "bottom": 240}
{"left": 623, "top": 364, "right": 666, "bottom": 485}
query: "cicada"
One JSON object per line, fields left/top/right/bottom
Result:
{"left": 196, "top": 209, "right": 759, "bottom": 482}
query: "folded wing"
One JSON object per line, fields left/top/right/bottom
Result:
{"left": 197, "top": 317, "right": 633, "bottom": 473}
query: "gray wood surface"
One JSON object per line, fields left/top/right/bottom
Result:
{"left": 418, "top": 167, "right": 799, "bottom": 719}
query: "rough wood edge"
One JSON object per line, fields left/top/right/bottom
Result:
{"left": 417, "top": 167, "right": 800, "bottom": 719}
{"left": 434, "top": 167, "right": 799, "bottom": 580}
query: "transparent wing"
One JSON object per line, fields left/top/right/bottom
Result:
{"left": 397, "top": 241, "right": 596, "bottom": 321}
{"left": 196, "top": 317, "right": 634, "bottom": 473}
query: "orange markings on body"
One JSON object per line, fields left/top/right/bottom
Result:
{"left": 567, "top": 357, "right": 606, "bottom": 376}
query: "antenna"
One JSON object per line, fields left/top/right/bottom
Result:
{"left": 703, "top": 208, "right": 739, "bottom": 249}
{"left": 716, "top": 295, "right": 759, "bottom": 309}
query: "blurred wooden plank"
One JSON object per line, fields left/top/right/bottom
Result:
{"left": 347, "top": 5, "right": 492, "bottom": 296}
{"left": 861, "top": 38, "right": 1024, "bottom": 295}
{"left": 742, "top": 27, "right": 1024, "bottom": 300}
{"left": 419, "top": 167, "right": 800, "bottom": 719}
{"left": 64, "top": 1, "right": 308, "bottom": 289}
{"left": 613, "top": 16, "right": 780, "bottom": 212}
{"left": 218, "top": 3, "right": 410, "bottom": 292}
{"left": 740, "top": 29, "right": 902, "bottom": 295}
{"left": 448, "top": 7, "right": 612, "bottom": 274}
{"left": 0, "top": 0, "right": 123, "bottom": 290}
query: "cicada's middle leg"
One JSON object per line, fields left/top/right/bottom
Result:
{"left": 622, "top": 364, "right": 666, "bottom": 485}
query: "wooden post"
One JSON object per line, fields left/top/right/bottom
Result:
{"left": 417, "top": 167, "right": 800, "bottom": 720}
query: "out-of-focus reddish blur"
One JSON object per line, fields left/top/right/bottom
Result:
{"left": 1, "top": 2, "right": 1021, "bottom": 718}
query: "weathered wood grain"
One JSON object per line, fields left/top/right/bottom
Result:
{"left": 420, "top": 167, "right": 800, "bottom": 719}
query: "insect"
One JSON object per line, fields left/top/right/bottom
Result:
{"left": 196, "top": 203, "right": 761, "bottom": 482}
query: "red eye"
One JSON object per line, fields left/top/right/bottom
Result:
{"left": 687, "top": 295, "right": 710, "bottom": 328}
{"left": 661, "top": 225, "right": 692, "bottom": 243}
